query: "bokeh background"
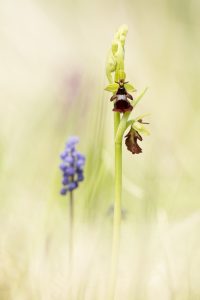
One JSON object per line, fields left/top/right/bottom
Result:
{"left": 0, "top": 0, "right": 200, "bottom": 299}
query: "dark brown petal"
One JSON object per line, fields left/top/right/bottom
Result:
{"left": 110, "top": 94, "right": 117, "bottom": 102}
{"left": 113, "top": 100, "right": 133, "bottom": 113}
{"left": 125, "top": 128, "right": 143, "bottom": 154}
{"left": 126, "top": 93, "right": 133, "bottom": 100}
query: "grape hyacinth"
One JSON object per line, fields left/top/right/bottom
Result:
{"left": 59, "top": 136, "right": 85, "bottom": 195}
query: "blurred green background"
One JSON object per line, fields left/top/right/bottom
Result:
{"left": 0, "top": 0, "right": 200, "bottom": 299}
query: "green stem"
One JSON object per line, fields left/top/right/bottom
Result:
{"left": 68, "top": 191, "right": 74, "bottom": 300}
{"left": 115, "top": 112, "right": 131, "bottom": 143}
{"left": 126, "top": 119, "right": 134, "bottom": 130}
{"left": 114, "top": 111, "right": 120, "bottom": 135}
{"left": 109, "top": 112, "right": 123, "bottom": 300}
{"left": 109, "top": 110, "right": 133, "bottom": 300}
{"left": 112, "top": 142, "right": 122, "bottom": 283}
{"left": 69, "top": 191, "right": 74, "bottom": 269}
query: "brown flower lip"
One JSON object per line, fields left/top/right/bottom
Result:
{"left": 113, "top": 100, "right": 133, "bottom": 113}
{"left": 125, "top": 128, "right": 143, "bottom": 154}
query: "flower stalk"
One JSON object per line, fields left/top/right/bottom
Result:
{"left": 109, "top": 138, "right": 122, "bottom": 299}
{"left": 105, "top": 25, "right": 149, "bottom": 299}
{"left": 69, "top": 190, "right": 74, "bottom": 266}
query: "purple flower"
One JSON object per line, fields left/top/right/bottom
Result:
{"left": 59, "top": 163, "right": 67, "bottom": 171}
{"left": 77, "top": 172, "right": 84, "bottom": 182}
{"left": 68, "top": 182, "right": 78, "bottom": 191}
{"left": 66, "top": 136, "right": 79, "bottom": 147}
{"left": 60, "top": 188, "right": 68, "bottom": 195}
{"left": 62, "top": 176, "right": 69, "bottom": 185}
{"left": 59, "top": 136, "right": 86, "bottom": 195}
{"left": 64, "top": 156, "right": 74, "bottom": 164}
{"left": 65, "top": 167, "right": 75, "bottom": 176}
{"left": 77, "top": 160, "right": 85, "bottom": 168}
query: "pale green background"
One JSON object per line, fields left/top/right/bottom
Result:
{"left": 0, "top": 0, "right": 200, "bottom": 299}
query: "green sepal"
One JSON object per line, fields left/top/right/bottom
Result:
{"left": 132, "top": 122, "right": 150, "bottom": 136}
{"left": 104, "top": 83, "right": 118, "bottom": 93}
{"left": 124, "top": 83, "right": 136, "bottom": 92}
